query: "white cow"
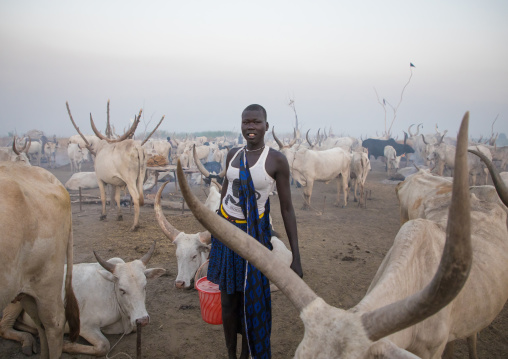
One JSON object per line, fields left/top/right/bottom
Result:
{"left": 67, "top": 102, "right": 164, "bottom": 231}
{"left": 43, "top": 141, "right": 57, "bottom": 168}
{"left": 349, "top": 151, "right": 371, "bottom": 207}
{"left": 67, "top": 143, "right": 89, "bottom": 172}
{"left": 65, "top": 172, "right": 99, "bottom": 190}
{"left": 25, "top": 139, "right": 42, "bottom": 166}
{"left": 0, "top": 137, "right": 31, "bottom": 165}
{"left": 154, "top": 181, "right": 214, "bottom": 289}
{"left": 383, "top": 145, "right": 403, "bottom": 176}
{"left": 0, "top": 243, "right": 165, "bottom": 356}
{"left": 179, "top": 112, "right": 508, "bottom": 359}
{"left": 0, "top": 162, "right": 80, "bottom": 358}
{"left": 274, "top": 128, "right": 351, "bottom": 209}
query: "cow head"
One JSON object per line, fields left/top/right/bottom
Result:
{"left": 11, "top": 136, "right": 31, "bottom": 165}
{"left": 94, "top": 242, "right": 165, "bottom": 332}
{"left": 155, "top": 181, "right": 212, "bottom": 289}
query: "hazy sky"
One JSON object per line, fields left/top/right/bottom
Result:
{"left": 1, "top": 0, "right": 507, "bottom": 139}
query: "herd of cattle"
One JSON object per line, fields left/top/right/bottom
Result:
{"left": 1, "top": 106, "right": 508, "bottom": 358}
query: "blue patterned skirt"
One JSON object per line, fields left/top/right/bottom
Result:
{"left": 207, "top": 211, "right": 272, "bottom": 294}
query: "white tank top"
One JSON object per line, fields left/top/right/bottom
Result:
{"left": 222, "top": 146, "right": 275, "bottom": 219}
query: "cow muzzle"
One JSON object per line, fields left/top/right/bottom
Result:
{"left": 135, "top": 315, "right": 150, "bottom": 327}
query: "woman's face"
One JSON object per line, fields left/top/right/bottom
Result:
{"left": 241, "top": 110, "right": 268, "bottom": 146}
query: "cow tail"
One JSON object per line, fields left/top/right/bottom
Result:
{"left": 64, "top": 225, "right": 80, "bottom": 342}
{"left": 137, "top": 145, "right": 146, "bottom": 206}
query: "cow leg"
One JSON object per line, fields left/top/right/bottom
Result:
{"left": 467, "top": 333, "right": 478, "bottom": 359}
{"left": 334, "top": 174, "right": 348, "bottom": 208}
{"left": 97, "top": 180, "right": 108, "bottom": 220}
{"left": 353, "top": 180, "right": 359, "bottom": 202}
{"left": 126, "top": 184, "right": 140, "bottom": 231}
{"left": 301, "top": 180, "right": 313, "bottom": 210}
{"left": 0, "top": 302, "right": 37, "bottom": 355}
{"left": 63, "top": 328, "right": 110, "bottom": 356}
{"left": 114, "top": 186, "right": 123, "bottom": 221}
{"left": 36, "top": 294, "right": 66, "bottom": 359}
{"left": 442, "top": 340, "right": 455, "bottom": 359}
{"left": 20, "top": 295, "right": 50, "bottom": 359}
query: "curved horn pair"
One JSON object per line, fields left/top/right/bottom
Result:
{"left": 272, "top": 128, "right": 297, "bottom": 150}
{"left": 179, "top": 112, "right": 473, "bottom": 343}
{"left": 91, "top": 108, "right": 142, "bottom": 143}
{"left": 94, "top": 241, "right": 156, "bottom": 273}
{"left": 12, "top": 136, "right": 30, "bottom": 155}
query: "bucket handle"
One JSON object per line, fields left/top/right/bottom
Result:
{"left": 194, "top": 259, "right": 210, "bottom": 290}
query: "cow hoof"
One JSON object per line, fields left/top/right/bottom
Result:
{"left": 130, "top": 225, "right": 139, "bottom": 232}
{"left": 301, "top": 206, "right": 310, "bottom": 211}
{"left": 353, "top": 198, "right": 358, "bottom": 202}
{"left": 117, "top": 215, "right": 123, "bottom": 221}
{"left": 100, "top": 215, "right": 107, "bottom": 221}
{"left": 22, "top": 343, "right": 34, "bottom": 355}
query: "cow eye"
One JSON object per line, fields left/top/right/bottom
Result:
{"left": 120, "top": 289, "right": 126, "bottom": 295}
{"left": 192, "top": 255, "right": 197, "bottom": 260}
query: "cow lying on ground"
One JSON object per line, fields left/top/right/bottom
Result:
{"left": 0, "top": 242, "right": 165, "bottom": 357}
{"left": 64, "top": 172, "right": 99, "bottom": 190}
{"left": 178, "top": 113, "right": 508, "bottom": 358}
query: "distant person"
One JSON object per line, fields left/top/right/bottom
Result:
{"left": 207, "top": 104, "right": 303, "bottom": 359}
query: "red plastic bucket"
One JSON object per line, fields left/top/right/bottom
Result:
{"left": 195, "top": 276, "right": 222, "bottom": 325}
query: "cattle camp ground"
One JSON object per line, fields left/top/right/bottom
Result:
{"left": 0, "top": 137, "right": 507, "bottom": 358}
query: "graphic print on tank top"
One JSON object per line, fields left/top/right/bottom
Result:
{"left": 224, "top": 178, "right": 261, "bottom": 207}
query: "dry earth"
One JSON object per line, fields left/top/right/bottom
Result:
{"left": 1, "top": 152, "right": 507, "bottom": 358}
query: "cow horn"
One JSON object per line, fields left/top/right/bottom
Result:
{"left": 437, "top": 133, "right": 445, "bottom": 146}
{"left": 305, "top": 129, "right": 315, "bottom": 148}
{"left": 211, "top": 178, "right": 223, "bottom": 192}
{"left": 141, "top": 115, "right": 165, "bottom": 146}
{"left": 193, "top": 144, "right": 210, "bottom": 177}
{"left": 421, "top": 134, "right": 428, "bottom": 145}
{"left": 140, "top": 241, "right": 156, "bottom": 266}
{"left": 23, "top": 136, "right": 31, "bottom": 154}
{"left": 154, "top": 181, "right": 181, "bottom": 242}
{"left": 416, "top": 124, "right": 423, "bottom": 136}
{"left": 287, "top": 128, "right": 298, "bottom": 147}
{"left": 272, "top": 127, "right": 284, "bottom": 149}
{"left": 362, "top": 111, "right": 472, "bottom": 342}
{"left": 468, "top": 148, "right": 508, "bottom": 207}
{"left": 408, "top": 124, "right": 415, "bottom": 137}
{"left": 12, "top": 136, "right": 21, "bottom": 155}
{"left": 91, "top": 108, "right": 142, "bottom": 143}
{"left": 66, "top": 102, "right": 97, "bottom": 156}
{"left": 94, "top": 250, "right": 116, "bottom": 274}
{"left": 176, "top": 159, "right": 318, "bottom": 312}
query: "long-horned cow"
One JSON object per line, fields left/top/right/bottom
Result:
{"left": 178, "top": 113, "right": 508, "bottom": 358}
{"left": 274, "top": 128, "right": 351, "bottom": 209}
{"left": 0, "top": 242, "right": 165, "bottom": 356}
{"left": 0, "top": 136, "right": 31, "bottom": 165}
{"left": 66, "top": 101, "right": 165, "bottom": 231}
{"left": 0, "top": 162, "right": 80, "bottom": 358}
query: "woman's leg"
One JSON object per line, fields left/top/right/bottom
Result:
{"left": 221, "top": 291, "right": 243, "bottom": 359}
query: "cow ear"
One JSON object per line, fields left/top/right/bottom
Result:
{"left": 198, "top": 231, "right": 211, "bottom": 245}
{"left": 97, "top": 268, "right": 116, "bottom": 282}
{"left": 144, "top": 268, "right": 166, "bottom": 279}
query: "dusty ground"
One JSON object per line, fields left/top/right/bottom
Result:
{"left": 1, "top": 153, "right": 507, "bottom": 358}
